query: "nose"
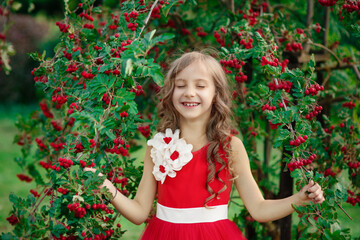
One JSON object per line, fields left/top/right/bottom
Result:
{"left": 184, "top": 85, "right": 195, "bottom": 97}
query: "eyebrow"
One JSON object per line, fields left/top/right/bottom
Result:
{"left": 175, "top": 78, "right": 208, "bottom": 83}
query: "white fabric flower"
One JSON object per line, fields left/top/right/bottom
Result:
{"left": 147, "top": 129, "right": 193, "bottom": 184}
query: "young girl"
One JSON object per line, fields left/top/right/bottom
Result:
{"left": 86, "top": 51, "right": 324, "bottom": 239}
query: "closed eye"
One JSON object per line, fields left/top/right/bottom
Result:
{"left": 197, "top": 85, "right": 206, "bottom": 88}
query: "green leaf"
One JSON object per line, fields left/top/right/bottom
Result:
{"left": 125, "top": 59, "right": 133, "bottom": 76}
{"left": 12, "top": 2, "right": 22, "bottom": 11}
{"left": 144, "top": 29, "right": 156, "bottom": 42}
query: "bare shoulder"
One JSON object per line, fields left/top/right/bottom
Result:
{"left": 229, "top": 136, "right": 249, "bottom": 168}
{"left": 230, "top": 136, "right": 246, "bottom": 153}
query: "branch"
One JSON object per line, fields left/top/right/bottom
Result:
{"left": 136, "top": 0, "right": 159, "bottom": 41}
{"left": 351, "top": 64, "right": 360, "bottom": 81}
{"left": 308, "top": 40, "right": 342, "bottom": 66}
{"left": 337, "top": 204, "right": 353, "bottom": 220}
{"left": 316, "top": 63, "right": 360, "bottom": 81}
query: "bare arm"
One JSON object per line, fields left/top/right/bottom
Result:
{"left": 86, "top": 145, "right": 157, "bottom": 225}
{"left": 231, "top": 136, "right": 324, "bottom": 223}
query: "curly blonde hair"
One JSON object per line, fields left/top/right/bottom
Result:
{"left": 156, "top": 50, "right": 234, "bottom": 206}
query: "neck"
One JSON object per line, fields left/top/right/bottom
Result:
{"left": 179, "top": 118, "right": 208, "bottom": 145}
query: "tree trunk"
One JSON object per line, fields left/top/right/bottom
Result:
{"left": 279, "top": 153, "right": 293, "bottom": 240}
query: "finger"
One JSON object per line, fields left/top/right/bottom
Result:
{"left": 308, "top": 182, "right": 320, "bottom": 193}
{"left": 302, "top": 180, "right": 315, "bottom": 195}
{"left": 314, "top": 193, "right": 325, "bottom": 203}
{"left": 308, "top": 188, "right": 322, "bottom": 199}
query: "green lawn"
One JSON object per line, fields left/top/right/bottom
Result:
{"left": 1, "top": 104, "right": 359, "bottom": 239}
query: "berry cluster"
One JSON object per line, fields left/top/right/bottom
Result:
{"left": 324, "top": 125, "right": 335, "bottom": 133}
{"left": 138, "top": 125, "right": 151, "bottom": 138}
{"left": 287, "top": 154, "right": 316, "bottom": 171}
{"left": 83, "top": 23, "right": 94, "bottom": 29}
{"left": 6, "top": 214, "right": 19, "bottom": 225}
{"left": 120, "top": 111, "right": 128, "bottom": 118}
{"left": 51, "top": 121, "right": 63, "bottom": 131}
{"left": 102, "top": 93, "right": 112, "bottom": 105}
{"left": 90, "top": 139, "right": 96, "bottom": 148}
{"left": 108, "top": 14, "right": 119, "bottom": 30}
{"left": 239, "top": 37, "right": 253, "bottom": 49}
{"left": 58, "top": 187, "right": 69, "bottom": 195}
{"left": 39, "top": 160, "right": 52, "bottom": 169}
{"left": 16, "top": 174, "right": 33, "bottom": 182}
{"left": 346, "top": 190, "right": 360, "bottom": 206}
{"left": 105, "top": 145, "right": 129, "bottom": 156}
{"left": 304, "top": 83, "right": 324, "bottom": 96}
{"left": 261, "top": 56, "right": 280, "bottom": 67}
{"left": 342, "top": 101, "right": 356, "bottom": 109}
{"left": 130, "top": 85, "right": 144, "bottom": 96}
{"left": 342, "top": 1, "right": 360, "bottom": 13}
{"left": 51, "top": 94, "right": 68, "bottom": 108}
{"left": 56, "top": 21, "right": 70, "bottom": 33}
{"left": 127, "top": 22, "right": 139, "bottom": 31}
{"left": 241, "top": 9, "right": 259, "bottom": 26}
{"left": 235, "top": 72, "right": 248, "bottom": 83}
{"left": 151, "top": 5, "right": 161, "bottom": 19}
{"left": 270, "top": 122, "right": 282, "bottom": 129}
{"left": 347, "top": 161, "right": 360, "bottom": 169}
{"left": 324, "top": 168, "right": 336, "bottom": 177}
{"left": 315, "top": 23, "right": 321, "bottom": 33}
{"left": 30, "top": 189, "right": 40, "bottom": 197}
{"left": 35, "top": 138, "right": 48, "bottom": 151}
{"left": 62, "top": 50, "right": 72, "bottom": 60}
{"left": 213, "top": 28, "right": 225, "bottom": 46}
{"left": 31, "top": 68, "right": 47, "bottom": 82}
{"left": 58, "top": 157, "right": 74, "bottom": 169}
{"left": 79, "top": 160, "right": 95, "bottom": 168}
{"left": 124, "top": 11, "right": 139, "bottom": 22}
{"left": 181, "top": 28, "right": 191, "bottom": 35}
{"left": 67, "top": 202, "right": 87, "bottom": 218}
{"left": 50, "top": 141, "right": 66, "bottom": 151}
{"left": 285, "top": 42, "right": 303, "bottom": 52}
{"left": 91, "top": 203, "right": 114, "bottom": 215}
{"left": 66, "top": 63, "right": 78, "bottom": 73}
{"left": 68, "top": 102, "right": 80, "bottom": 115}
{"left": 261, "top": 104, "right": 276, "bottom": 111}
{"left": 220, "top": 58, "right": 245, "bottom": 73}
{"left": 81, "top": 70, "right": 95, "bottom": 79}
{"left": 79, "top": 12, "right": 94, "bottom": 21}
{"left": 268, "top": 80, "right": 292, "bottom": 92}
{"left": 290, "top": 135, "right": 308, "bottom": 146}
{"left": 73, "top": 143, "right": 84, "bottom": 153}
{"left": 317, "top": 0, "right": 338, "bottom": 6}
{"left": 196, "top": 27, "right": 207, "bottom": 37}
{"left": 305, "top": 106, "right": 323, "bottom": 120}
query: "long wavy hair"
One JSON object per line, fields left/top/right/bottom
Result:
{"left": 156, "top": 50, "right": 235, "bottom": 206}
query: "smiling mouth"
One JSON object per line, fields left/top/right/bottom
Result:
{"left": 182, "top": 102, "right": 200, "bottom": 107}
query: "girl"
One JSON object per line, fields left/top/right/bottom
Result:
{"left": 86, "top": 51, "right": 324, "bottom": 239}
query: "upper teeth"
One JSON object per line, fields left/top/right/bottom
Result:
{"left": 184, "top": 103, "right": 198, "bottom": 106}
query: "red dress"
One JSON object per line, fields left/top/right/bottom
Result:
{"left": 141, "top": 143, "right": 246, "bottom": 240}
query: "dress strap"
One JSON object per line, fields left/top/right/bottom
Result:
{"left": 156, "top": 203, "right": 228, "bottom": 223}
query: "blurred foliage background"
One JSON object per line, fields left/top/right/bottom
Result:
{"left": 1, "top": 0, "right": 360, "bottom": 239}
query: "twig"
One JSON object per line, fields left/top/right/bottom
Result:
{"left": 337, "top": 204, "right": 352, "bottom": 220}
{"left": 308, "top": 40, "right": 342, "bottom": 66}
{"left": 136, "top": 0, "right": 159, "bottom": 41}
{"left": 351, "top": 64, "right": 360, "bottom": 81}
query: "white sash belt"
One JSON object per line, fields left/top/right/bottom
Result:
{"left": 156, "top": 203, "right": 228, "bottom": 223}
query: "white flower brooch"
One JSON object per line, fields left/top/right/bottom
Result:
{"left": 147, "top": 128, "right": 193, "bottom": 184}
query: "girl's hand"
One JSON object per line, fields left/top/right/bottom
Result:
{"left": 83, "top": 167, "right": 115, "bottom": 194}
{"left": 298, "top": 180, "right": 325, "bottom": 204}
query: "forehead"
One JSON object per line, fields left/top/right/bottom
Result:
{"left": 174, "top": 60, "right": 213, "bottom": 82}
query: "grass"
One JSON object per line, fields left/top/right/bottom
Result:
{"left": 0, "top": 104, "right": 359, "bottom": 239}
